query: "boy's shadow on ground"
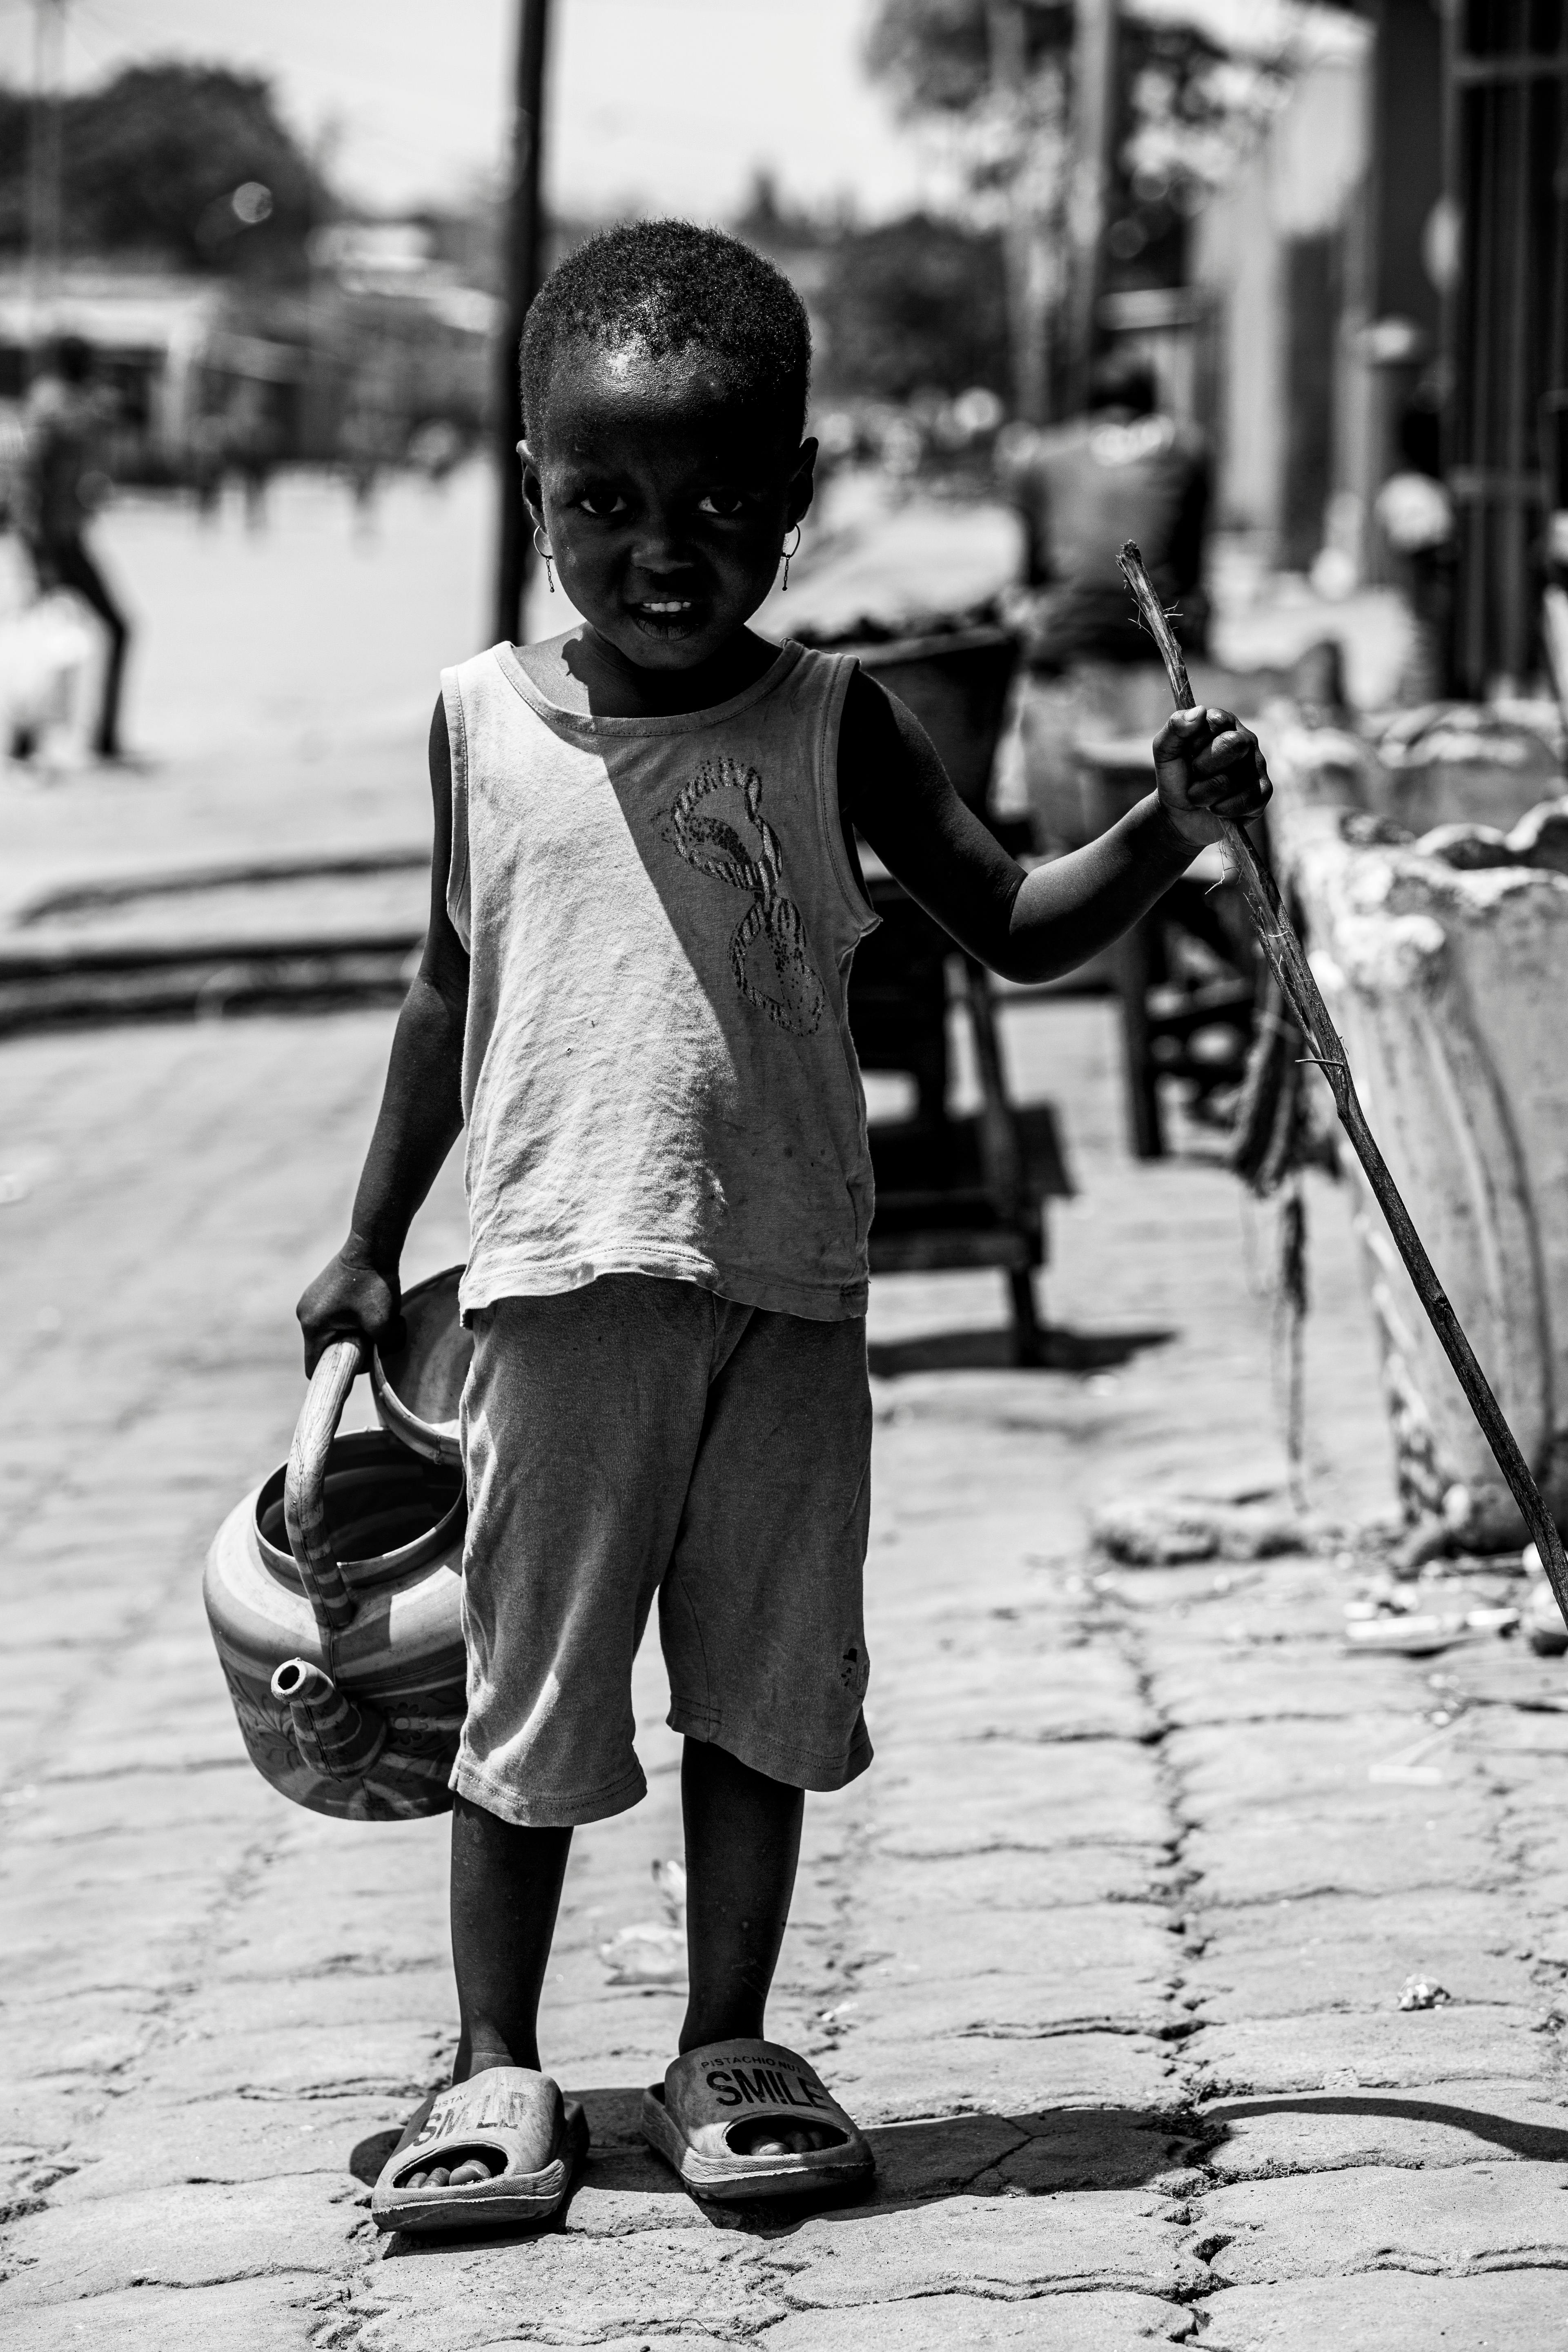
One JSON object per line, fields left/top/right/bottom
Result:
{"left": 867, "top": 1326, "right": 1173, "bottom": 1379}
{"left": 351, "top": 2089, "right": 1568, "bottom": 2250}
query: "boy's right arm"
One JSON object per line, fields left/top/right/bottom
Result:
{"left": 295, "top": 697, "right": 469, "bottom": 1374}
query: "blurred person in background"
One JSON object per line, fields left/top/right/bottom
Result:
{"left": 408, "top": 417, "right": 466, "bottom": 488}
{"left": 15, "top": 335, "right": 133, "bottom": 766}
{"left": 226, "top": 381, "right": 283, "bottom": 530}
{"left": 0, "top": 397, "right": 27, "bottom": 529}
{"left": 1000, "top": 352, "right": 1210, "bottom": 854}
{"left": 187, "top": 405, "right": 230, "bottom": 521}
{"left": 338, "top": 399, "right": 401, "bottom": 529}
{"left": 1373, "top": 385, "right": 1453, "bottom": 706}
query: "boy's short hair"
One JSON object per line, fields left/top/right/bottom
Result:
{"left": 521, "top": 219, "right": 811, "bottom": 448}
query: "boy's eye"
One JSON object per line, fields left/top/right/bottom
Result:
{"left": 577, "top": 490, "right": 629, "bottom": 519}
{"left": 697, "top": 490, "right": 748, "bottom": 518}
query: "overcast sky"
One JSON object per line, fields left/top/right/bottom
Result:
{"left": 0, "top": 0, "right": 947, "bottom": 220}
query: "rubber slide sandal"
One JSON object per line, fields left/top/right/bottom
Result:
{"left": 372, "top": 2064, "right": 588, "bottom": 2236}
{"left": 641, "top": 2036, "right": 874, "bottom": 2205}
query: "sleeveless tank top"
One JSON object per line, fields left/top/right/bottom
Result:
{"left": 441, "top": 639, "right": 878, "bottom": 1323}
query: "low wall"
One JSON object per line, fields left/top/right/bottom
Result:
{"left": 1272, "top": 722, "right": 1568, "bottom": 1546}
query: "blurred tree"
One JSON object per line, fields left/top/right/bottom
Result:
{"left": 866, "top": 0, "right": 1067, "bottom": 113}
{"left": 0, "top": 63, "right": 329, "bottom": 276}
{"left": 815, "top": 214, "right": 1009, "bottom": 400}
{"left": 864, "top": 0, "right": 1301, "bottom": 414}
{"left": 736, "top": 169, "right": 808, "bottom": 247}
{"left": 0, "top": 88, "right": 39, "bottom": 252}
{"left": 867, "top": 2, "right": 1072, "bottom": 419}
{"left": 866, "top": 0, "right": 1293, "bottom": 222}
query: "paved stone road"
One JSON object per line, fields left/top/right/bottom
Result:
{"left": 3, "top": 993, "right": 1567, "bottom": 2348}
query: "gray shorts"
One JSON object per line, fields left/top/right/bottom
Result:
{"left": 452, "top": 1275, "right": 873, "bottom": 1827}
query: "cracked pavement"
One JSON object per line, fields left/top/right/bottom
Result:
{"left": 3, "top": 982, "right": 1568, "bottom": 2351}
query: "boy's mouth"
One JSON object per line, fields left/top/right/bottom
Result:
{"left": 626, "top": 596, "right": 708, "bottom": 641}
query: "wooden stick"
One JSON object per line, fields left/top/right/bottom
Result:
{"left": 1117, "top": 538, "right": 1568, "bottom": 1621}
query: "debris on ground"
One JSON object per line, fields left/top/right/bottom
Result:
{"left": 1398, "top": 1976, "right": 1452, "bottom": 2011}
{"left": 1368, "top": 1724, "right": 1454, "bottom": 1785}
{"left": 1092, "top": 1496, "right": 1327, "bottom": 1567}
{"left": 1343, "top": 1566, "right": 1522, "bottom": 1657}
{"left": 1526, "top": 1589, "right": 1568, "bottom": 1656}
{"left": 1520, "top": 1547, "right": 1568, "bottom": 1655}
{"left": 1429, "top": 1551, "right": 1528, "bottom": 1579}
{"left": 598, "top": 1858, "right": 688, "bottom": 1986}
{"left": 1345, "top": 1614, "right": 1489, "bottom": 1656}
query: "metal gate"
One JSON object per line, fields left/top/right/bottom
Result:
{"left": 1447, "top": 0, "right": 1568, "bottom": 694}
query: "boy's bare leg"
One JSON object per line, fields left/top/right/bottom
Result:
{"left": 679, "top": 1737, "right": 835, "bottom": 2154}
{"left": 449, "top": 1793, "right": 572, "bottom": 2081}
{"left": 393, "top": 1799, "right": 572, "bottom": 2191}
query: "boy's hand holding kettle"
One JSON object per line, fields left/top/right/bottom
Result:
{"left": 297, "top": 1238, "right": 403, "bottom": 1377}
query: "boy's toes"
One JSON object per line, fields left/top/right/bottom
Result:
{"left": 427, "top": 2166, "right": 451, "bottom": 2188}
{"left": 447, "top": 2158, "right": 492, "bottom": 2186}
{"left": 404, "top": 2170, "right": 428, "bottom": 2189}
{"left": 730, "top": 2119, "right": 839, "bottom": 2156}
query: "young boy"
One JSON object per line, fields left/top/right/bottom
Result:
{"left": 298, "top": 221, "right": 1269, "bottom": 2234}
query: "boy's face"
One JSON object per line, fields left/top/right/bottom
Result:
{"left": 521, "top": 339, "right": 815, "bottom": 671}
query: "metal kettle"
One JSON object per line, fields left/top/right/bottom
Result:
{"left": 203, "top": 1267, "right": 471, "bottom": 1821}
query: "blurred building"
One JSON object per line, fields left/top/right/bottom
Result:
{"left": 0, "top": 220, "right": 495, "bottom": 482}
{"left": 1445, "top": 4, "right": 1568, "bottom": 695}
{"left": 1187, "top": 11, "right": 1368, "bottom": 569}
{"left": 0, "top": 266, "right": 224, "bottom": 479}
{"left": 1166, "top": 1, "right": 1568, "bottom": 699}
{"left": 1183, "top": 4, "right": 1443, "bottom": 584}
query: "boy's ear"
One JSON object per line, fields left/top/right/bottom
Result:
{"left": 517, "top": 438, "right": 547, "bottom": 529}
{"left": 786, "top": 437, "right": 818, "bottom": 526}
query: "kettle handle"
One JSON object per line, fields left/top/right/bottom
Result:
{"left": 284, "top": 1337, "right": 365, "bottom": 1639}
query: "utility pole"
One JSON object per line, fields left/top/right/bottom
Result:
{"left": 493, "top": 0, "right": 551, "bottom": 646}
{"left": 987, "top": 0, "right": 1052, "bottom": 426}
{"left": 1065, "top": 0, "right": 1119, "bottom": 415}
{"left": 26, "top": 0, "right": 66, "bottom": 356}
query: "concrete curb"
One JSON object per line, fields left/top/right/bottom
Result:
{"left": 0, "top": 850, "right": 428, "bottom": 1037}
{"left": 0, "top": 933, "right": 423, "bottom": 1035}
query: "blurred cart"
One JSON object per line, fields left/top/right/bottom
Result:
{"left": 1074, "top": 735, "right": 1259, "bottom": 1160}
{"left": 844, "top": 624, "right": 1072, "bottom": 1363}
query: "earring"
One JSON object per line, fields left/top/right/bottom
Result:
{"left": 781, "top": 523, "right": 802, "bottom": 591}
{"left": 533, "top": 523, "right": 555, "bottom": 593}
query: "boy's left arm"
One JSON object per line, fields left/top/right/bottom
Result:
{"left": 839, "top": 671, "right": 1269, "bottom": 985}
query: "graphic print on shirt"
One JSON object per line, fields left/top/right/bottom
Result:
{"left": 664, "top": 756, "right": 827, "bottom": 1037}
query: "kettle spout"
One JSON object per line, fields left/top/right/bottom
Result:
{"left": 271, "top": 1657, "right": 388, "bottom": 1782}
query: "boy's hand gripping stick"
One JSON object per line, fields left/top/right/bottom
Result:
{"left": 1118, "top": 537, "right": 1568, "bottom": 1627}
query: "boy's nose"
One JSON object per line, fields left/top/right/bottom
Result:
{"left": 628, "top": 512, "right": 695, "bottom": 574}
{"left": 630, "top": 545, "right": 695, "bottom": 579}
